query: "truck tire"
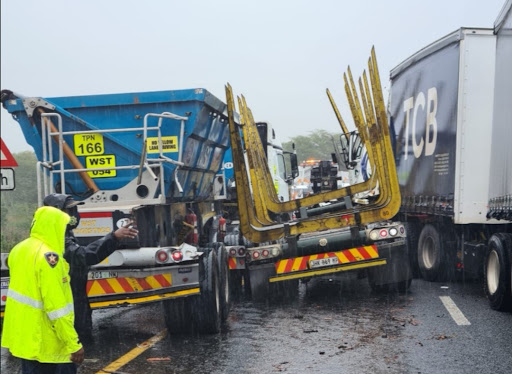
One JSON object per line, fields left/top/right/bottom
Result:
{"left": 417, "top": 224, "right": 447, "bottom": 281}
{"left": 207, "top": 242, "right": 231, "bottom": 322}
{"left": 162, "top": 298, "right": 194, "bottom": 334}
{"left": 193, "top": 250, "right": 221, "bottom": 333}
{"left": 484, "top": 233, "right": 512, "bottom": 311}
{"left": 224, "top": 232, "right": 238, "bottom": 246}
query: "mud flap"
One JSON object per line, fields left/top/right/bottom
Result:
{"left": 248, "top": 263, "right": 276, "bottom": 302}
{"left": 367, "top": 244, "right": 411, "bottom": 287}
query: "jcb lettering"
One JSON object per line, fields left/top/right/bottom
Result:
{"left": 402, "top": 87, "right": 438, "bottom": 160}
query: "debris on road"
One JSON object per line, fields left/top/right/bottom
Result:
{"left": 147, "top": 357, "right": 172, "bottom": 362}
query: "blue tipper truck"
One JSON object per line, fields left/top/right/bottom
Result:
{"left": 1, "top": 88, "right": 233, "bottom": 333}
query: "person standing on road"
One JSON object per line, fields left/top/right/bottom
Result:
{"left": 1, "top": 206, "right": 85, "bottom": 374}
{"left": 43, "top": 193, "right": 138, "bottom": 342}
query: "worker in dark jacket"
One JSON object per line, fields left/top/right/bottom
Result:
{"left": 43, "top": 193, "right": 138, "bottom": 342}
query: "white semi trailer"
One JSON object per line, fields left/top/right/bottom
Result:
{"left": 388, "top": 0, "right": 512, "bottom": 311}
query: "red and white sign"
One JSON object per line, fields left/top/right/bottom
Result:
{"left": 0, "top": 138, "right": 18, "bottom": 167}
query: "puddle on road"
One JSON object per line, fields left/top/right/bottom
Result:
{"left": 114, "top": 275, "right": 417, "bottom": 374}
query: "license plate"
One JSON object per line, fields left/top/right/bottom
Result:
{"left": 88, "top": 271, "right": 118, "bottom": 280}
{"left": 309, "top": 256, "right": 340, "bottom": 269}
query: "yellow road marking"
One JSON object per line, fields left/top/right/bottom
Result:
{"left": 96, "top": 329, "right": 168, "bottom": 374}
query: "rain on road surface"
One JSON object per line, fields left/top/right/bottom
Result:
{"left": 2, "top": 275, "right": 511, "bottom": 374}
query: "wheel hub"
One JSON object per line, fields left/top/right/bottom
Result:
{"left": 486, "top": 250, "right": 500, "bottom": 295}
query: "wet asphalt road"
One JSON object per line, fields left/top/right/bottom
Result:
{"left": 2, "top": 275, "right": 511, "bottom": 374}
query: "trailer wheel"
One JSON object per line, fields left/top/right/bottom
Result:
{"left": 162, "top": 298, "right": 194, "bottom": 335}
{"left": 417, "top": 224, "right": 447, "bottom": 281}
{"left": 484, "top": 233, "right": 512, "bottom": 311}
{"left": 206, "top": 242, "right": 231, "bottom": 322}
{"left": 193, "top": 250, "right": 221, "bottom": 333}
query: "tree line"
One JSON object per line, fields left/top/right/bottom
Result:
{"left": 1, "top": 151, "right": 39, "bottom": 252}
{"left": 282, "top": 129, "right": 342, "bottom": 164}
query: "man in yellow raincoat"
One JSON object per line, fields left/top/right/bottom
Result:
{"left": 1, "top": 206, "right": 84, "bottom": 373}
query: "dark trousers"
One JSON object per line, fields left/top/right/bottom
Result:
{"left": 21, "top": 359, "right": 77, "bottom": 374}
{"left": 70, "top": 276, "right": 93, "bottom": 342}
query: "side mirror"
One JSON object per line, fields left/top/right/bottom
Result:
{"left": 290, "top": 153, "right": 299, "bottom": 178}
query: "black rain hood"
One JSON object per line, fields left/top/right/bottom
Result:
{"left": 43, "top": 193, "right": 84, "bottom": 229}
{"left": 43, "top": 193, "right": 84, "bottom": 210}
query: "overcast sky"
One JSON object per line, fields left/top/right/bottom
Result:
{"left": 1, "top": 0, "right": 507, "bottom": 153}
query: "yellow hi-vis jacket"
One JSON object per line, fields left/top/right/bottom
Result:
{"left": 1, "top": 206, "right": 83, "bottom": 363}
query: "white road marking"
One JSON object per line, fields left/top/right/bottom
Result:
{"left": 439, "top": 296, "right": 471, "bottom": 326}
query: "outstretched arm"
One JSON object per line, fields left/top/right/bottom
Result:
{"left": 64, "top": 221, "right": 138, "bottom": 267}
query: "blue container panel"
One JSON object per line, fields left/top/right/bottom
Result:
{"left": 210, "top": 147, "right": 225, "bottom": 172}
{"left": 4, "top": 89, "right": 231, "bottom": 202}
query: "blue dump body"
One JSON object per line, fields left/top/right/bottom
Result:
{"left": 3, "top": 88, "right": 231, "bottom": 202}
{"left": 222, "top": 147, "right": 235, "bottom": 183}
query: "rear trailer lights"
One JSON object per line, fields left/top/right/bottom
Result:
{"left": 156, "top": 250, "right": 169, "bottom": 263}
{"left": 246, "top": 245, "right": 281, "bottom": 262}
{"left": 172, "top": 251, "right": 183, "bottom": 262}
{"left": 183, "top": 248, "right": 195, "bottom": 258}
{"left": 389, "top": 228, "right": 398, "bottom": 236}
{"left": 379, "top": 229, "right": 388, "bottom": 238}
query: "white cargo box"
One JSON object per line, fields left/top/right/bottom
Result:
{"left": 389, "top": 28, "right": 499, "bottom": 224}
